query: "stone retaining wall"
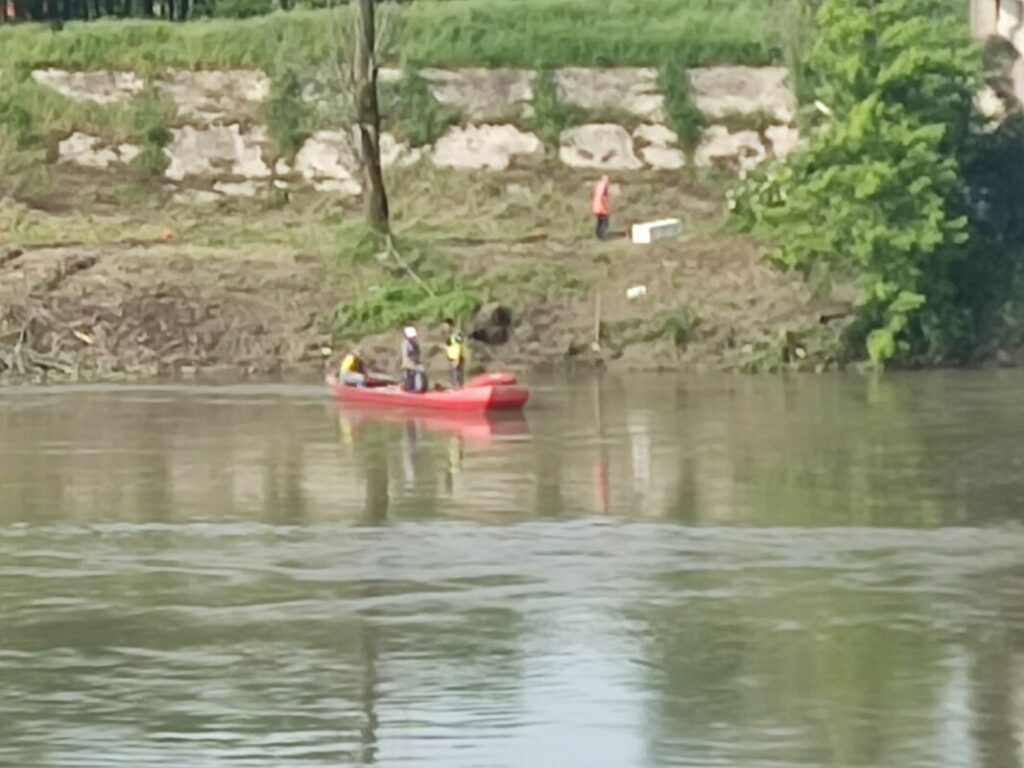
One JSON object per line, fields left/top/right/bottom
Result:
{"left": 36, "top": 65, "right": 801, "bottom": 200}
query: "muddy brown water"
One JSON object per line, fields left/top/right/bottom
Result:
{"left": 2, "top": 373, "right": 1023, "bottom": 767}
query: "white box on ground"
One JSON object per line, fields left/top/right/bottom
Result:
{"left": 631, "top": 218, "right": 683, "bottom": 244}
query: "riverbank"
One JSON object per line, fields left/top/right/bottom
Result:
{"left": 0, "top": 163, "right": 851, "bottom": 383}
{"left": 8, "top": 0, "right": 1014, "bottom": 381}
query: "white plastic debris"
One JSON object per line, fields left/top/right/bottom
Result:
{"left": 631, "top": 218, "right": 683, "bottom": 244}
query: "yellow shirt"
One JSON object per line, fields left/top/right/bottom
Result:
{"left": 445, "top": 332, "right": 465, "bottom": 363}
{"left": 340, "top": 353, "right": 364, "bottom": 375}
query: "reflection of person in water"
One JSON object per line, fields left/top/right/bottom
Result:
{"left": 444, "top": 434, "right": 464, "bottom": 495}
{"left": 357, "top": 622, "right": 379, "bottom": 764}
{"left": 591, "top": 378, "right": 610, "bottom": 515}
{"left": 338, "top": 414, "right": 356, "bottom": 451}
{"left": 401, "top": 420, "right": 419, "bottom": 487}
{"left": 594, "top": 444, "right": 610, "bottom": 515}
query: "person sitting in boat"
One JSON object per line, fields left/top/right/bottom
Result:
{"left": 339, "top": 345, "right": 367, "bottom": 387}
{"left": 442, "top": 318, "right": 466, "bottom": 389}
{"left": 401, "top": 326, "right": 427, "bottom": 393}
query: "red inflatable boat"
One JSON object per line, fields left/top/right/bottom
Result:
{"left": 327, "top": 371, "right": 529, "bottom": 412}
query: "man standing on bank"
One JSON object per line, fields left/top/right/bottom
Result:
{"left": 592, "top": 174, "right": 611, "bottom": 240}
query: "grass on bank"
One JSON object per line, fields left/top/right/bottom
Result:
{"left": 401, "top": 0, "right": 787, "bottom": 69}
{"left": 0, "top": 74, "right": 174, "bottom": 147}
{"left": 0, "top": 159, "right": 727, "bottom": 250}
{"left": 0, "top": 0, "right": 791, "bottom": 73}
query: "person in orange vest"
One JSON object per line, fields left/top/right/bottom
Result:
{"left": 592, "top": 174, "right": 611, "bottom": 240}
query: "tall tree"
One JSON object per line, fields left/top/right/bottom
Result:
{"left": 354, "top": 0, "right": 390, "bottom": 234}
{"left": 325, "top": 0, "right": 396, "bottom": 235}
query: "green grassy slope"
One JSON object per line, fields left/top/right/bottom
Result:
{"left": 0, "top": 0, "right": 791, "bottom": 72}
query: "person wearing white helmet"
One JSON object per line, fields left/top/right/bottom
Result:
{"left": 400, "top": 326, "right": 427, "bottom": 393}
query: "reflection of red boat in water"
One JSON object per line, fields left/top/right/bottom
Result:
{"left": 339, "top": 403, "right": 528, "bottom": 444}
{"left": 327, "top": 371, "right": 530, "bottom": 413}
{"left": 334, "top": 401, "right": 530, "bottom": 445}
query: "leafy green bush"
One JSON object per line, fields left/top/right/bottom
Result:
{"left": 328, "top": 256, "right": 589, "bottom": 342}
{"left": 330, "top": 277, "right": 479, "bottom": 340}
{"left": 733, "top": 0, "right": 1001, "bottom": 366}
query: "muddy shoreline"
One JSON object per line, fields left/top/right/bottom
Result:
{"left": 0, "top": 231, "right": 865, "bottom": 385}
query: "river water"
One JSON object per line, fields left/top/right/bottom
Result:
{"left": 1, "top": 373, "right": 1023, "bottom": 768}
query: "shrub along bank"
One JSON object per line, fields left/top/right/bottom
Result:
{"left": 733, "top": 0, "right": 1024, "bottom": 367}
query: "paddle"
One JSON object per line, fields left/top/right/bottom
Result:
{"left": 365, "top": 372, "right": 398, "bottom": 387}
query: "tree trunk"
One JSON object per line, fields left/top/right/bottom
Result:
{"left": 355, "top": 0, "right": 390, "bottom": 235}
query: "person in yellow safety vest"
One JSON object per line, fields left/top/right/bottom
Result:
{"left": 339, "top": 345, "right": 367, "bottom": 387}
{"left": 442, "top": 318, "right": 466, "bottom": 388}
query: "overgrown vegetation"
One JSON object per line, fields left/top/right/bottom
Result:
{"left": 0, "top": 66, "right": 175, "bottom": 182}
{"left": 131, "top": 85, "right": 174, "bottom": 176}
{"left": 0, "top": 13, "right": 329, "bottom": 72}
{"left": 601, "top": 306, "right": 701, "bottom": 349}
{"left": 329, "top": 278, "right": 479, "bottom": 341}
{"left": 738, "top": 324, "right": 846, "bottom": 373}
{"left": 399, "top": 0, "right": 784, "bottom": 69}
{"left": 381, "top": 71, "right": 461, "bottom": 148}
{"left": 0, "top": 1, "right": 789, "bottom": 73}
{"left": 528, "top": 69, "right": 585, "bottom": 149}
{"left": 0, "top": 126, "right": 46, "bottom": 197}
{"left": 263, "top": 65, "right": 315, "bottom": 159}
{"left": 734, "top": 0, "right": 1024, "bottom": 366}
{"left": 328, "top": 255, "right": 591, "bottom": 342}
{"left": 659, "top": 61, "right": 703, "bottom": 153}
{"left": 528, "top": 68, "right": 645, "bottom": 149}
{"left": 0, "top": 75, "right": 138, "bottom": 148}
